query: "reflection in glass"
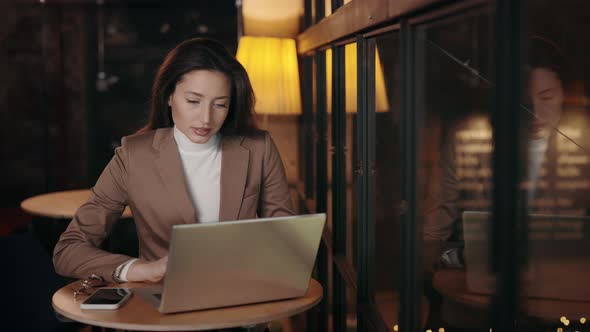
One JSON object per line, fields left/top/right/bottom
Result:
{"left": 517, "top": 1, "right": 590, "bottom": 328}
{"left": 326, "top": 44, "right": 360, "bottom": 267}
{"left": 344, "top": 43, "right": 358, "bottom": 267}
{"left": 328, "top": 43, "right": 389, "bottom": 268}
{"left": 373, "top": 32, "right": 402, "bottom": 330}
{"left": 417, "top": 9, "right": 494, "bottom": 330}
{"left": 346, "top": 285, "right": 357, "bottom": 331}
{"left": 419, "top": 3, "right": 590, "bottom": 330}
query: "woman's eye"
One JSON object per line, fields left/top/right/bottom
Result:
{"left": 214, "top": 104, "right": 228, "bottom": 109}
{"left": 538, "top": 89, "right": 556, "bottom": 100}
{"left": 187, "top": 100, "right": 200, "bottom": 104}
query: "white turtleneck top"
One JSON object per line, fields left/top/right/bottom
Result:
{"left": 116, "top": 126, "right": 222, "bottom": 281}
{"left": 173, "top": 125, "right": 222, "bottom": 223}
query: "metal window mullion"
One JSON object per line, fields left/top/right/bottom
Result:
{"left": 399, "top": 18, "right": 421, "bottom": 332}
{"left": 333, "top": 44, "right": 346, "bottom": 261}
{"left": 355, "top": 36, "right": 371, "bottom": 331}
{"left": 356, "top": 35, "right": 377, "bottom": 332}
{"left": 303, "top": 56, "right": 315, "bottom": 199}
{"left": 356, "top": 35, "right": 368, "bottom": 332}
{"left": 315, "top": 56, "right": 329, "bottom": 332}
{"left": 332, "top": 44, "right": 347, "bottom": 332}
{"left": 315, "top": 52, "right": 328, "bottom": 215}
{"left": 491, "top": 0, "right": 522, "bottom": 331}
{"left": 315, "top": 0, "right": 325, "bottom": 23}
{"left": 314, "top": 50, "right": 329, "bottom": 332}
{"left": 366, "top": 38, "right": 376, "bottom": 309}
{"left": 304, "top": 0, "right": 313, "bottom": 29}
{"left": 332, "top": 0, "right": 344, "bottom": 13}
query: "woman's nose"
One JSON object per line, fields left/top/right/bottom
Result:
{"left": 199, "top": 107, "right": 211, "bottom": 125}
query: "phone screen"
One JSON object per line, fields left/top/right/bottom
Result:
{"left": 83, "top": 288, "right": 131, "bottom": 305}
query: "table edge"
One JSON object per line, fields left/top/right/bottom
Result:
{"left": 52, "top": 280, "right": 323, "bottom": 331}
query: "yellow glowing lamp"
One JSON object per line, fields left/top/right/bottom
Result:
{"left": 236, "top": 36, "right": 302, "bottom": 116}
{"left": 326, "top": 43, "right": 390, "bottom": 113}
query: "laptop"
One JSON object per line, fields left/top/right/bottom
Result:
{"left": 462, "top": 211, "right": 590, "bottom": 301}
{"left": 134, "top": 213, "right": 326, "bottom": 313}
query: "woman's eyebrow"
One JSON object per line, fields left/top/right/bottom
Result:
{"left": 536, "top": 87, "right": 558, "bottom": 95}
{"left": 184, "top": 91, "right": 229, "bottom": 99}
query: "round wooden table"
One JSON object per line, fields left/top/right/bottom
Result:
{"left": 21, "top": 189, "right": 132, "bottom": 219}
{"left": 53, "top": 279, "right": 323, "bottom": 331}
{"left": 433, "top": 269, "right": 590, "bottom": 322}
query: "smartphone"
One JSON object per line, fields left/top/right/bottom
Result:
{"left": 80, "top": 287, "right": 132, "bottom": 310}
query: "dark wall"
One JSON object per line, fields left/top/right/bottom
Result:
{"left": 0, "top": 1, "right": 237, "bottom": 210}
{"left": 91, "top": 1, "right": 237, "bottom": 180}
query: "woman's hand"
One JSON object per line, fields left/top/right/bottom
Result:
{"left": 126, "top": 256, "right": 168, "bottom": 283}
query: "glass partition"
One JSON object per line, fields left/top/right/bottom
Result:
{"left": 327, "top": 43, "right": 358, "bottom": 268}
{"left": 372, "top": 31, "right": 402, "bottom": 330}
{"left": 517, "top": 1, "right": 590, "bottom": 329}
{"left": 344, "top": 42, "right": 359, "bottom": 268}
{"left": 416, "top": 7, "right": 495, "bottom": 330}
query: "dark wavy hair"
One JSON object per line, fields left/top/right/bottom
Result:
{"left": 138, "top": 38, "right": 258, "bottom": 136}
{"left": 529, "top": 35, "right": 571, "bottom": 87}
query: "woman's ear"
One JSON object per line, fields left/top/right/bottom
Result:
{"left": 168, "top": 94, "right": 172, "bottom": 107}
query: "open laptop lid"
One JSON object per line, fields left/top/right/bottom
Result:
{"left": 158, "top": 213, "right": 326, "bottom": 313}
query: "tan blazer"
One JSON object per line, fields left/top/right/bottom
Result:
{"left": 53, "top": 128, "right": 295, "bottom": 281}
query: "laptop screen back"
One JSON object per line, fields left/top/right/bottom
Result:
{"left": 158, "top": 213, "right": 326, "bottom": 313}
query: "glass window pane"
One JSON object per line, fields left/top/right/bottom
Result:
{"left": 417, "top": 7, "right": 495, "bottom": 330}
{"left": 345, "top": 42, "right": 358, "bottom": 267}
{"left": 327, "top": 43, "right": 358, "bottom": 268}
{"left": 319, "top": 49, "right": 335, "bottom": 332}
{"left": 373, "top": 31, "right": 402, "bottom": 330}
{"left": 518, "top": 1, "right": 590, "bottom": 329}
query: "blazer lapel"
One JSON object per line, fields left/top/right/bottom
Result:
{"left": 153, "top": 128, "right": 198, "bottom": 224}
{"left": 219, "top": 135, "right": 249, "bottom": 221}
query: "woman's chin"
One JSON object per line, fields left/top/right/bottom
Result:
{"left": 189, "top": 134, "right": 212, "bottom": 144}
{"left": 530, "top": 126, "right": 549, "bottom": 139}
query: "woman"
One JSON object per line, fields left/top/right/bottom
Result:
{"left": 422, "top": 35, "right": 589, "bottom": 269}
{"left": 53, "top": 38, "right": 295, "bottom": 284}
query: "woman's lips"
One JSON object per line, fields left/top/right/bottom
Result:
{"left": 192, "top": 127, "right": 211, "bottom": 136}
{"left": 531, "top": 121, "right": 545, "bottom": 131}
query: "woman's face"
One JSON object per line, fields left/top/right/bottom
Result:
{"left": 528, "top": 67, "right": 564, "bottom": 139}
{"left": 169, "top": 69, "right": 231, "bottom": 144}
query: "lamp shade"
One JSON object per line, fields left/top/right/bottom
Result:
{"left": 236, "top": 36, "right": 302, "bottom": 115}
{"left": 326, "top": 43, "right": 389, "bottom": 113}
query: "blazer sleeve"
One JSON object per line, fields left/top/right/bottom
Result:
{"left": 257, "top": 132, "right": 296, "bottom": 218}
{"left": 53, "top": 137, "right": 135, "bottom": 282}
{"left": 422, "top": 136, "right": 460, "bottom": 269}
{"left": 423, "top": 138, "right": 460, "bottom": 242}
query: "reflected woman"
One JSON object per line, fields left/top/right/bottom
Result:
{"left": 423, "top": 35, "right": 590, "bottom": 268}
{"left": 53, "top": 38, "right": 294, "bottom": 284}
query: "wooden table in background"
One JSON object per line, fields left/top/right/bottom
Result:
{"left": 20, "top": 189, "right": 134, "bottom": 255}
{"left": 53, "top": 279, "right": 323, "bottom": 331}
{"left": 21, "top": 189, "right": 132, "bottom": 219}
{"left": 433, "top": 269, "right": 590, "bottom": 324}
